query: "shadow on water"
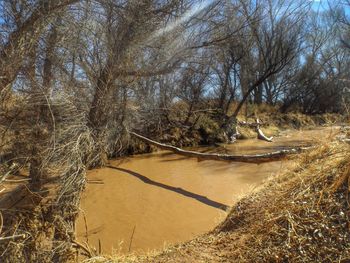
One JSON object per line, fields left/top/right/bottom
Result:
{"left": 106, "top": 166, "right": 229, "bottom": 211}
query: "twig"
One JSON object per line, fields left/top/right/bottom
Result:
{"left": 82, "top": 210, "right": 89, "bottom": 244}
{"left": 0, "top": 234, "right": 26, "bottom": 243}
{"left": 87, "top": 180, "right": 104, "bottom": 184}
{"left": 72, "top": 240, "right": 93, "bottom": 258}
{"left": 128, "top": 225, "right": 136, "bottom": 253}
{"left": 4, "top": 178, "right": 31, "bottom": 183}
{"left": 0, "top": 212, "right": 3, "bottom": 235}
{"left": 98, "top": 239, "right": 102, "bottom": 255}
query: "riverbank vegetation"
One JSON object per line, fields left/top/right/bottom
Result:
{"left": 0, "top": 0, "right": 349, "bottom": 261}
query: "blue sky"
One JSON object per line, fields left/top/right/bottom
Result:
{"left": 311, "top": 0, "right": 326, "bottom": 10}
{"left": 310, "top": 0, "right": 334, "bottom": 12}
{"left": 311, "top": 0, "right": 350, "bottom": 14}
{"left": 0, "top": 0, "right": 349, "bottom": 28}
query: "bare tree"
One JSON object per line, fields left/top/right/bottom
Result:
{"left": 0, "top": 0, "right": 78, "bottom": 92}
{"left": 207, "top": 0, "right": 309, "bottom": 140}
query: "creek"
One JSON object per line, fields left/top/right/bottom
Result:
{"left": 76, "top": 127, "right": 337, "bottom": 254}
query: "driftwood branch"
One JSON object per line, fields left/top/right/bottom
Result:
{"left": 130, "top": 132, "right": 312, "bottom": 164}
{"left": 255, "top": 119, "right": 273, "bottom": 142}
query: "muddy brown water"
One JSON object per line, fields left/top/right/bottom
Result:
{"left": 76, "top": 127, "right": 339, "bottom": 255}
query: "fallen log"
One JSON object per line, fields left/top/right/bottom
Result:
{"left": 130, "top": 132, "right": 312, "bottom": 164}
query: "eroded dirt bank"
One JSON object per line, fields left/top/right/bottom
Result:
{"left": 77, "top": 127, "right": 339, "bottom": 256}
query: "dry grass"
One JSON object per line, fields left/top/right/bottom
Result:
{"left": 0, "top": 92, "right": 96, "bottom": 262}
{"left": 86, "top": 131, "right": 350, "bottom": 263}
{"left": 212, "top": 140, "right": 350, "bottom": 262}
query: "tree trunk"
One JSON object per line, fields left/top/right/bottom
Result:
{"left": 254, "top": 83, "right": 263, "bottom": 104}
{"left": 88, "top": 69, "right": 112, "bottom": 131}
{"left": 28, "top": 23, "right": 58, "bottom": 192}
